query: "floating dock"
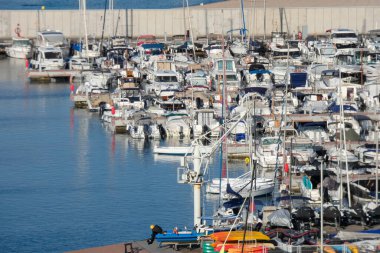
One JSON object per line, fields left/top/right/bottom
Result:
{"left": 26, "top": 69, "right": 81, "bottom": 81}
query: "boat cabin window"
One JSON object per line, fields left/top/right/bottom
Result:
{"left": 44, "top": 33, "right": 67, "bottom": 45}
{"left": 197, "top": 112, "right": 214, "bottom": 125}
{"left": 293, "top": 143, "right": 313, "bottom": 149}
{"left": 273, "top": 50, "right": 301, "bottom": 58}
{"left": 262, "top": 138, "right": 281, "bottom": 145}
{"left": 336, "top": 55, "right": 354, "bottom": 65}
{"left": 217, "top": 60, "right": 234, "bottom": 71}
{"left": 353, "top": 50, "right": 371, "bottom": 65}
{"left": 320, "top": 48, "right": 336, "bottom": 55}
{"left": 121, "top": 89, "right": 139, "bottom": 98}
{"left": 217, "top": 75, "right": 238, "bottom": 82}
{"left": 155, "top": 75, "right": 178, "bottom": 82}
{"left": 44, "top": 51, "right": 62, "bottom": 59}
{"left": 13, "top": 40, "right": 30, "bottom": 47}
{"left": 332, "top": 33, "right": 357, "bottom": 38}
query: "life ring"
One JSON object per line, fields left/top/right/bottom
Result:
{"left": 14, "top": 25, "right": 21, "bottom": 37}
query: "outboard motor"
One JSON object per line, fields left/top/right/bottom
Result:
{"left": 195, "top": 97, "right": 204, "bottom": 109}
{"left": 99, "top": 102, "right": 107, "bottom": 117}
{"left": 158, "top": 124, "right": 167, "bottom": 140}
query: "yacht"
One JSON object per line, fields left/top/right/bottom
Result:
{"left": 35, "top": 30, "right": 70, "bottom": 58}
{"left": 29, "top": 46, "right": 65, "bottom": 71}
{"left": 6, "top": 37, "right": 32, "bottom": 59}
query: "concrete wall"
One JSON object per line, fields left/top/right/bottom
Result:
{"left": 1, "top": 7, "right": 380, "bottom": 39}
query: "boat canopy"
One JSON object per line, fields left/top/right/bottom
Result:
{"left": 141, "top": 43, "right": 164, "bottom": 50}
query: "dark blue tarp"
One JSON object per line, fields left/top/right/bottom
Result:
{"left": 141, "top": 43, "right": 164, "bottom": 50}
{"left": 328, "top": 104, "right": 357, "bottom": 113}
{"left": 249, "top": 69, "right": 271, "bottom": 75}
{"left": 244, "top": 87, "right": 268, "bottom": 95}
{"left": 297, "top": 122, "right": 327, "bottom": 129}
{"left": 290, "top": 72, "right": 308, "bottom": 88}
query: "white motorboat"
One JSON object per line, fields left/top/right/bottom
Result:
{"left": 229, "top": 40, "right": 247, "bottom": 56}
{"left": 326, "top": 147, "right": 359, "bottom": 164}
{"left": 256, "top": 136, "right": 289, "bottom": 169}
{"left": 29, "top": 46, "right": 65, "bottom": 71}
{"left": 153, "top": 145, "right": 212, "bottom": 155}
{"left": 6, "top": 37, "right": 32, "bottom": 59}
{"left": 35, "top": 30, "right": 70, "bottom": 58}
{"left": 206, "top": 171, "right": 274, "bottom": 199}
{"left": 354, "top": 144, "right": 380, "bottom": 165}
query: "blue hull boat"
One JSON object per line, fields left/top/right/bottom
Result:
{"left": 156, "top": 230, "right": 203, "bottom": 243}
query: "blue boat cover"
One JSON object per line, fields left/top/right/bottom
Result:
{"left": 71, "top": 42, "right": 82, "bottom": 52}
{"left": 156, "top": 230, "right": 203, "bottom": 243}
{"left": 249, "top": 69, "right": 271, "bottom": 75}
{"left": 290, "top": 72, "right": 307, "bottom": 88}
{"left": 142, "top": 43, "right": 164, "bottom": 50}
{"left": 244, "top": 87, "right": 268, "bottom": 95}
{"left": 303, "top": 175, "right": 313, "bottom": 190}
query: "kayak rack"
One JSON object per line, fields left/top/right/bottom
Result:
{"left": 158, "top": 241, "right": 200, "bottom": 251}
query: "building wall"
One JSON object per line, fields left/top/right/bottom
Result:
{"left": 1, "top": 7, "right": 379, "bottom": 39}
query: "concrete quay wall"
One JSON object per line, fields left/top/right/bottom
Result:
{"left": 0, "top": 7, "right": 379, "bottom": 40}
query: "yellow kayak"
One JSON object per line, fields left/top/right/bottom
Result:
{"left": 348, "top": 245, "right": 358, "bottom": 253}
{"left": 209, "top": 231, "right": 270, "bottom": 242}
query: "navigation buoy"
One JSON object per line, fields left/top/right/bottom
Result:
{"left": 111, "top": 106, "right": 115, "bottom": 115}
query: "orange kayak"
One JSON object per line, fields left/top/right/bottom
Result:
{"left": 209, "top": 231, "right": 270, "bottom": 242}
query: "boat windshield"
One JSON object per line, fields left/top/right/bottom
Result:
{"left": 217, "top": 75, "right": 238, "bottom": 82}
{"left": 262, "top": 138, "right": 281, "bottom": 145}
{"left": 320, "top": 48, "right": 336, "bottom": 55}
{"left": 190, "top": 78, "right": 207, "bottom": 86}
{"left": 13, "top": 40, "right": 30, "bottom": 47}
{"left": 332, "top": 33, "right": 357, "bottom": 38}
{"left": 155, "top": 75, "right": 178, "bottom": 82}
{"left": 293, "top": 143, "right": 313, "bottom": 150}
{"left": 273, "top": 50, "right": 301, "bottom": 58}
{"left": 44, "top": 34, "right": 67, "bottom": 44}
{"left": 44, "top": 51, "right": 62, "bottom": 59}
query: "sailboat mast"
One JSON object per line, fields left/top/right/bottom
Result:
{"left": 185, "top": 0, "right": 197, "bottom": 62}
{"left": 320, "top": 162, "right": 324, "bottom": 253}
{"left": 339, "top": 69, "right": 351, "bottom": 207}
{"left": 82, "top": 0, "right": 89, "bottom": 60}
{"left": 376, "top": 123, "right": 379, "bottom": 205}
{"left": 240, "top": 0, "right": 247, "bottom": 42}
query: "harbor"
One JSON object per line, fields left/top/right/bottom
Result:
{"left": 2, "top": 0, "right": 380, "bottom": 253}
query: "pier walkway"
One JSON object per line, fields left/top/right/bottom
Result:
{"left": 66, "top": 240, "right": 201, "bottom": 253}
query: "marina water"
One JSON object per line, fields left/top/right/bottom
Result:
{"left": 0, "top": 58, "right": 199, "bottom": 252}
{"left": 0, "top": 58, "right": 253, "bottom": 252}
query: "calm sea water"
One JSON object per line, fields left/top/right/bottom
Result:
{"left": 0, "top": 0, "right": 222, "bottom": 10}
